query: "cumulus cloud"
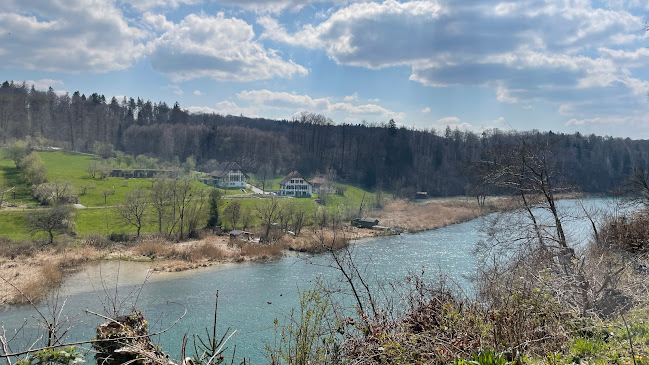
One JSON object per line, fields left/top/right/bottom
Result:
{"left": 145, "top": 13, "right": 308, "bottom": 82}
{"left": 235, "top": 89, "right": 405, "bottom": 120}
{"left": 0, "top": 0, "right": 145, "bottom": 73}
{"left": 22, "top": 79, "right": 64, "bottom": 90}
{"left": 185, "top": 105, "right": 219, "bottom": 114}
{"left": 344, "top": 92, "right": 358, "bottom": 101}
{"left": 120, "top": 0, "right": 200, "bottom": 12}
{"left": 421, "top": 107, "right": 431, "bottom": 113}
{"left": 193, "top": 90, "right": 203, "bottom": 96}
{"left": 217, "top": 0, "right": 353, "bottom": 13}
{"left": 437, "top": 117, "right": 460, "bottom": 124}
{"left": 260, "top": 0, "right": 649, "bottom": 131}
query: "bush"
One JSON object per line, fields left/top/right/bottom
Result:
{"left": 177, "top": 242, "right": 226, "bottom": 262}
{"left": 84, "top": 233, "right": 112, "bottom": 249}
{"left": 132, "top": 239, "right": 174, "bottom": 258}
{"left": 0, "top": 239, "right": 38, "bottom": 258}
{"left": 109, "top": 232, "right": 130, "bottom": 242}
{"left": 601, "top": 212, "right": 649, "bottom": 253}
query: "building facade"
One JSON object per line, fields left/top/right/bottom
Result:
{"left": 279, "top": 171, "right": 312, "bottom": 197}
{"left": 209, "top": 162, "right": 246, "bottom": 188}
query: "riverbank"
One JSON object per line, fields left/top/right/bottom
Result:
{"left": 0, "top": 196, "right": 512, "bottom": 306}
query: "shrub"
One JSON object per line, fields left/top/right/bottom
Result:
{"left": 132, "top": 239, "right": 174, "bottom": 258}
{"left": 178, "top": 243, "right": 226, "bottom": 262}
{"left": 84, "top": 233, "right": 112, "bottom": 249}
{"left": 109, "top": 232, "right": 130, "bottom": 242}
{"left": 239, "top": 243, "right": 282, "bottom": 259}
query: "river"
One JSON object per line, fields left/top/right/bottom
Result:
{"left": 0, "top": 198, "right": 621, "bottom": 363}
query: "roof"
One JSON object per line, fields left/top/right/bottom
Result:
{"left": 229, "top": 230, "right": 252, "bottom": 236}
{"left": 309, "top": 176, "right": 330, "bottom": 186}
{"left": 210, "top": 162, "right": 243, "bottom": 178}
{"left": 280, "top": 171, "right": 311, "bottom": 185}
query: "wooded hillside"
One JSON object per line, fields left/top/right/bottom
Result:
{"left": 2, "top": 80, "right": 648, "bottom": 196}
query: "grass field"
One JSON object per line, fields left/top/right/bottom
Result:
{"left": 0, "top": 150, "right": 383, "bottom": 241}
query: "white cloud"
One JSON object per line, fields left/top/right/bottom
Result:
{"left": 164, "top": 84, "right": 184, "bottom": 95}
{"left": 495, "top": 83, "right": 518, "bottom": 103}
{"left": 22, "top": 79, "right": 64, "bottom": 91}
{"left": 185, "top": 105, "right": 219, "bottom": 114}
{"left": 0, "top": 0, "right": 145, "bottom": 73}
{"left": 235, "top": 89, "right": 405, "bottom": 120}
{"left": 219, "top": 0, "right": 353, "bottom": 13}
{"left": 437, "top": 117, "right": 460, "bottom": 124}
{"left": 193, "top": 90, "right": 203, "bottom": 96}
{"left": 120, "top": 0, "right": 200, "bottom": 12}
{"left": 146, "top": 13, "right": 308, "bottom": 82}
{"left": 18, "top": 79, "right": 67, "bottom": 96}
{"left": 421, "top": 107, "right": 431, "bottom": 113}
{"left": 343, "top": 92, "right": 358, "bottom": 101}
{"left": 260, "top": 0, "right": 649, "bottom": 132}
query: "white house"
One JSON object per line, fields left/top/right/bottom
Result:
{"left": 279, "top": 171, "right": 312, "bottom": 197}
{"left": 209, "top": 162, "right": 246, "bottom": 188}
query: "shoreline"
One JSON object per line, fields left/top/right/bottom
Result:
{"left": 0, "top": 196, "right": 513, "bottom": 307}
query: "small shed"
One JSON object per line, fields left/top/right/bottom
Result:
{"left": 415, "top": 191, "right": 429, "bottom": 199}
{"left": 351, "top": 218, "right": 380, "bottom": 228}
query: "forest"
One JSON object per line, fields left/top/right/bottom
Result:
{"left": 2, "top": 80, "right": 649, "bottom": 196}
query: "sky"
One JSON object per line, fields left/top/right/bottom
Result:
{"left": 1, "top": 0, "right": 648, "bottom": 138}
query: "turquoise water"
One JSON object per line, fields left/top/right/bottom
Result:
{"left": 0, "top": 198, "right": 619, "bottom": 363}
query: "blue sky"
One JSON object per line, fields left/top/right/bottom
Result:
{"left": 1, "top": 0, "right": 648, "bottom": 137}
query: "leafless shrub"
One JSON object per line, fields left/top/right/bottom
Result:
{"left": 178, "top": 242, "right": 227, "bottom": 262}
{"left": 84, "top": 233, "right": 112, "bottom": 249}
{"left": 0, "top": 239, "right": 38, "bottom": 258}
{"left": 601, "top": 211, "right": 649, "bottom": 253}
{"left": 132, "top": 239, "right": 176, "bottom": 258}
{"left": 239, "top": 243, "right": 283, "bottom": 259}
{"left": 18, "top": 262, "right": 63, "bottom": 304}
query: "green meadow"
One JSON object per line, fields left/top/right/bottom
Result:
{"left": 0, "top": 150, "right": 384, "bottom": 242}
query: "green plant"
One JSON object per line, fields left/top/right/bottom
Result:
{"left": 571, "top": 337, "right": 606, "bottom": 359}
{"left": 266, "top": 288, "right": 341, "bottom": 365}
{"left": 16, "top": 347, "right": 85, "bottom": 365}
{"left": 470, "top": 351, "right": 509, "bottom": 365}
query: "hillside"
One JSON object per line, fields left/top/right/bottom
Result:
{"left": 2, "top": 81, "right": 649, "bottom": 197}
{"left": 0, "top": 149, "right": 384, "bottom": 242}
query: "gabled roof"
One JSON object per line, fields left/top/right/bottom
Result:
{"left": 210, "top": 162, "right": 243, "bottom": 178}
{"left": 280, "top": 171, "right": 311, "bottom": 185}
{"left": 309, "top": 176, "right": 330, "bottom": 186}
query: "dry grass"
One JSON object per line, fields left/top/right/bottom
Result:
{"left": 238, "top": 243, "right": 283, "bottom": 259}
{"left": 132, "top": 239, "right": 176, "bottom": 258}
{"left": 368, "top": 198, "right": 485, "bottom": 232}
{"left": 280, "top": 229, "right": 352, "bottom": 253}
{"left": 125, "top": 236, "right": 240, "bottom": 271}
{"left": 177, "top": 242, "right": 228, "bottom": 262}
{"left": 0, "top": 246, "right": 101, "bottom": 305}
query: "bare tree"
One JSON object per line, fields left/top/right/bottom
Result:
{"left": 87, "top": 161, "right": 99, "bottom": 179}
{"left": 291, "top": 203, "right": 308, "bottom": 236}
{"left": 223, "top": 200, "right": 242, "bottom": 230}
{"left": 184, "top": 187, "right": 207, "bottom": 238}
{"left": 256, "top": 198, "right": 281, "bottom": 241}
{"left": 169, "top": 178, "right": 199, "bottom": 240}
{"left": 26, "top": 204, "right": 75, "bottom": 244}
{"left": 102, "top": 188, "right": 115, "bottom": 205}
{"left": 150, "top": 177, "right": 173, "bottom": 234}
{"left": 116, "top": 188, "right": 148, "bottom": 237}
{"left": 623, "top": 166, "right": 649, "bottom": 209}
{"left": 479, "top": 137, "right": 626, "bottom": 316}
